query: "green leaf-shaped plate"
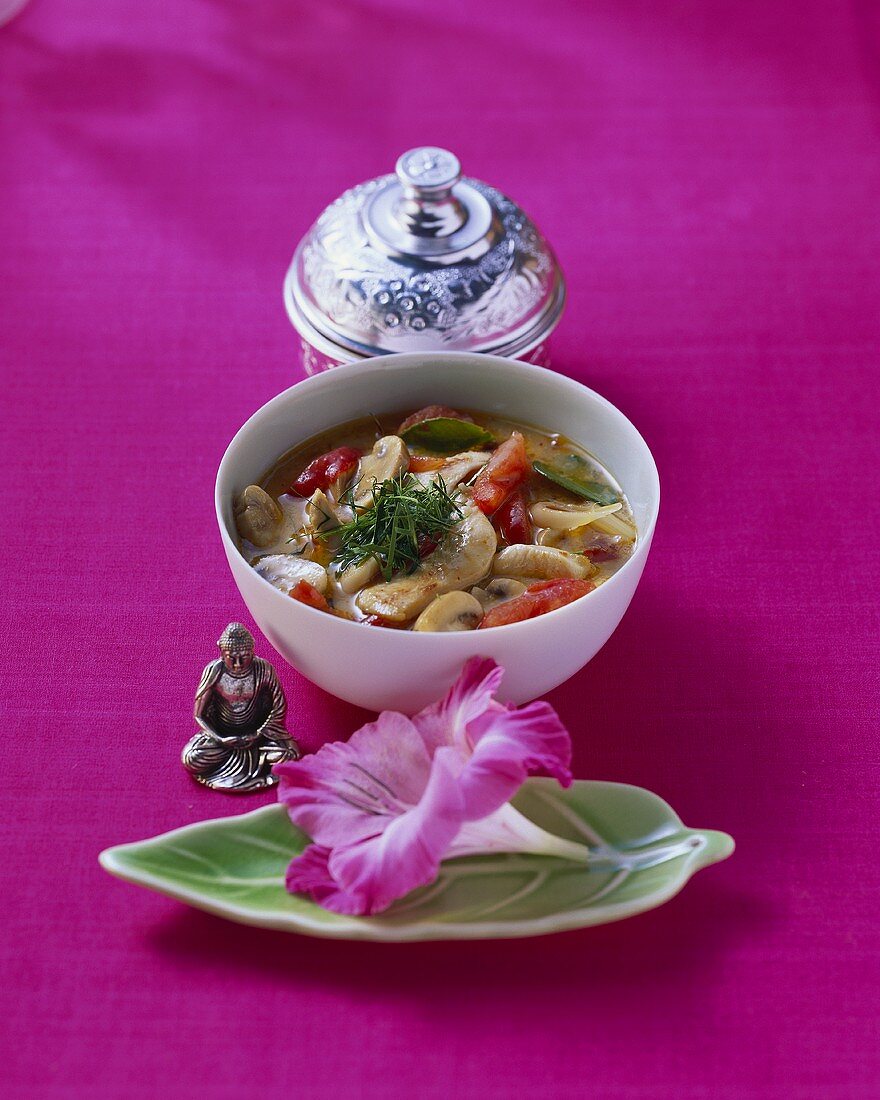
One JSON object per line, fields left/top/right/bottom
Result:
{"left": 99, "top": 780, "right": 733, "bottom": 941}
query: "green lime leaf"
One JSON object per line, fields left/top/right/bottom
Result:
{"left": 533, "top": 460, "right": 621, "bottom": 505}
{"left": 99, "top": 779, "right": 733, "bottom": 942}
{"left": 401, "top": 417, "right": 495, "bottom": 454}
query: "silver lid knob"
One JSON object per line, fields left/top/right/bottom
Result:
{"left": 392, "top": 147, "right": 467, "bottom": 239}
{"left": 364, "top": 146, "right": 490, "bottom": 256}
{"left": 395, "top": 147, "right": 461, "bottom": 195}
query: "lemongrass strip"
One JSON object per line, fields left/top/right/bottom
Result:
{"left": 591, "top": 511, "right": 637, "bottom": 538}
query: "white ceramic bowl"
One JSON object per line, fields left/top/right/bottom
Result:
{"left": 216, "top": 353, "right": 660, "bottom": 713}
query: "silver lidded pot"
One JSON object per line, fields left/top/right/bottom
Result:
{"left": 284, "top": 147, "right": 565, "bottom": 374}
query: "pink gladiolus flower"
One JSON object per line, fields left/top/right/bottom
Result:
{"left": 275, "top": 658, "right": 590, "bottom": 916}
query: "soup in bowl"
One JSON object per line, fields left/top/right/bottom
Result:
{"left": 216, "top": 353, "right": 659, "bottom": 713}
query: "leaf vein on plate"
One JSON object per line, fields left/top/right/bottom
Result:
{"left": 530, "top": 788, "right": 606, "bottom": 846}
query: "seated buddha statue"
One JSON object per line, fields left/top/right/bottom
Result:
{"left": 181, "top": 623, "right": 300, "bottom": 792}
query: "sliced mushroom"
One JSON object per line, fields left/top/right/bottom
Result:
{"left": 337, "top": 556, "right": 380, "bottom": 594}
{"left": 530, "top": 500, "right": 623, "bottom": 531}
{"left": 254, "top": 554, "right": 329, "bottom": 595}
{"left": 306, "top": 490, "right": 341, "bottom": 535}
{"left": 356, "top": 506, "right": 497, "bottom": 622}
{"left": 414, "top": 451, "right": 492, "bottom": 492}
{"left": 234, "top": 485, "right": 285, "bottom": 548}
{"left": 413, "top": 591, "right": 484, "bottom": 633}
{"left": 471, "top": 576, "right": 527, "bottom": 609}
{"left": 491, "top": 544, "right": 595, "bottom": 581}
{"left": 328, "top": 465, "right": 357, "bottom": 501}
{"left": 353, "top": 436, "right": 409, "bottom": 507}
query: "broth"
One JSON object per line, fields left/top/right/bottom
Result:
{"left": 233, "top": 406, "right": 636, "bottom": 631}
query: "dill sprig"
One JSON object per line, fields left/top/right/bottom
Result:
{"left": 333, "top": 475, "right": 463, "bottom": 581}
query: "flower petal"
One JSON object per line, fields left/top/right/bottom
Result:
{"left": 276, "top": 711, "right": 431, "bottom": 849}
{"left": 325, "top": 746, "right": 466, "bottom": 915}
{"left": 457, "top": 700, "right": 573, "bottom": 819}
{"left": 280, "top": 657, "right": 574, "bottom": 917}
{"left": 411, "top": 657, "right": 573, "bottom": 821}
{"left": 411, "top": 656, "right": 504, "bottom": 757}
{"left": 285, "top": 845, "right": 370, "bottom": 916}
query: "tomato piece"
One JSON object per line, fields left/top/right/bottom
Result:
{"left": 288, "top": 580, "right": 330, "bottom": 612}
{"left": 494, "top": 488, "right": 531, "bottom": 544}
{"left": 290, "top": 446, "right": 360, "bottom": 496}
{"left": 408, "top": 454, "right": 447, "bottom": 473}
{"left": 525, "top": 578, "right": 587, "bottom": 593}
{"left": 363, "top": 614, "right": 409, "bottom": 629}
{"left": 472, "top": 432, "right": 531, "bottom": 515}
{"left": 478, "top": 578, "right": 594, "bottom": 628}
{"left": 417, "top": 532, "right": 441, "bottom": 559}
{"left": 397, "top": 405, "right": 473, "bottom": 434}
{"left": 582, "top": 535, "right": 620, "bottom": 562}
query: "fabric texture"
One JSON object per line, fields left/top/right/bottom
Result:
{"left": 1, "top": 1, "right": 878, "bottom": 1096}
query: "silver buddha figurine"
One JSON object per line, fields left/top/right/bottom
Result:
{"left": 182, "top": 623, "right": 300, "bottom": 793}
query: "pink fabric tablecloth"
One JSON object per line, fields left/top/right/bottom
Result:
{"left": 2, "top": 2, "right": 878, "bottom": 1097}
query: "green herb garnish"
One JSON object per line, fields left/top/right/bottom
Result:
{"left": 333, "top": 475, "right": 463, "bottom": 581}
{"left": 533, "top": 460, "right": 621, "bottom": 506}
{"left": 400, "top": 417, "right": 495, "bottom": 454}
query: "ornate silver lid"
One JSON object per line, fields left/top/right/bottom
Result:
{"left": 284, "top": 147, "right": 565, "bottom": 360}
